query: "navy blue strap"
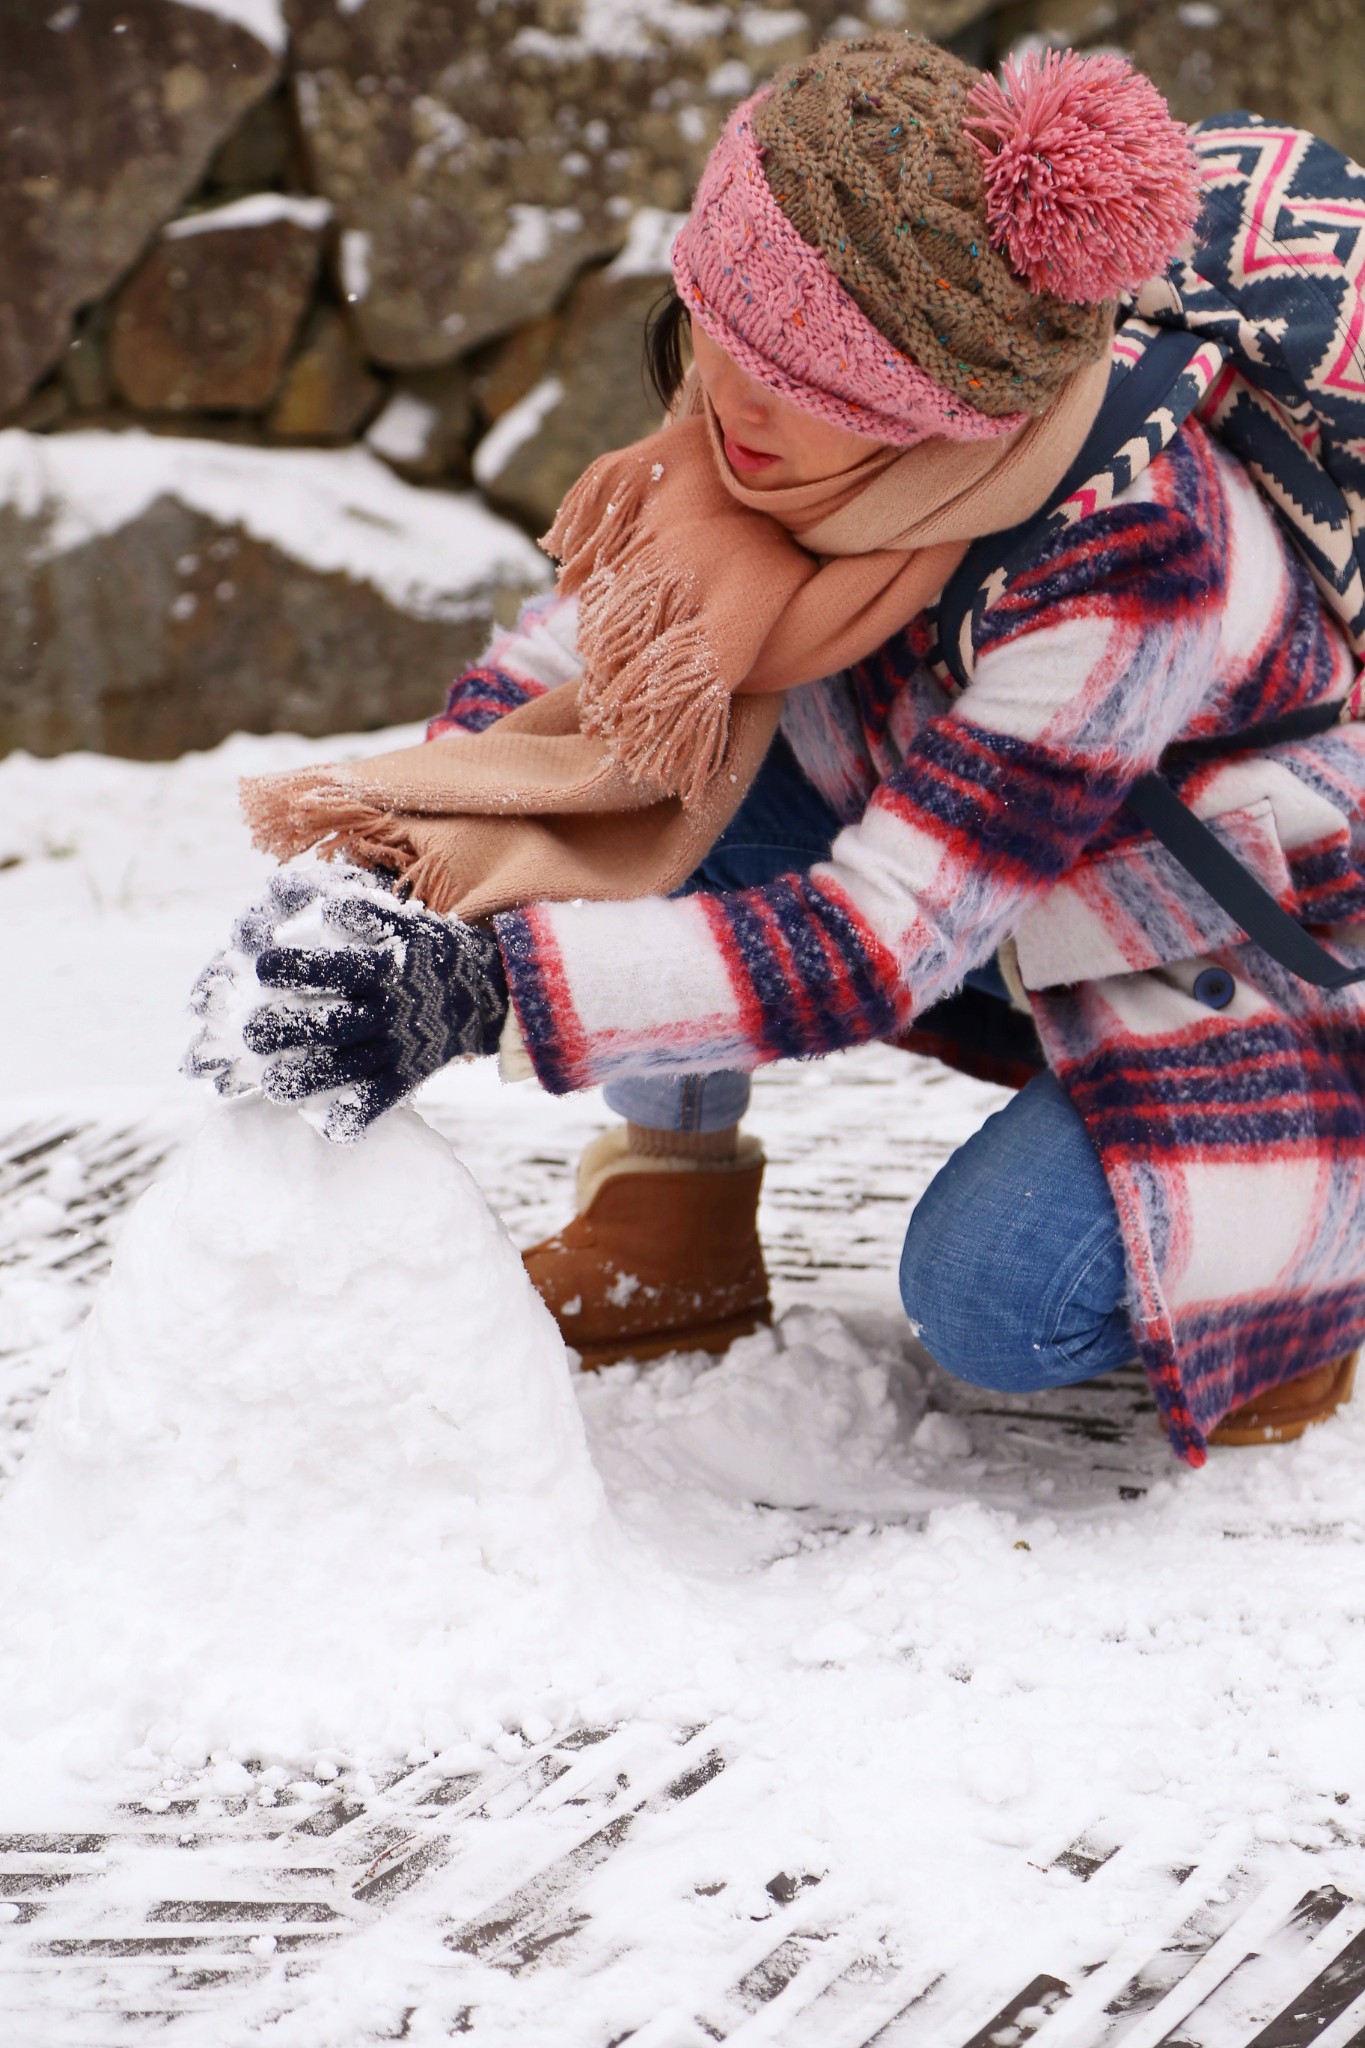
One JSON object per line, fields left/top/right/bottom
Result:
{"left": 1125, "top": 770, "right": 1365, "bottom": 989}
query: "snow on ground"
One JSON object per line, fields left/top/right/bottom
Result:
{"left": 2, "top": 733, "right": 1365, "bottom": 2043}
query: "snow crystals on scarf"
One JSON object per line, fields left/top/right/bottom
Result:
{"left": 543, "top": 452, "right": 730, "bottom": 807}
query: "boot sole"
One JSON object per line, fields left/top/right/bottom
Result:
{"left": 1210, "top": 1353, "right": 1357, "bottom": 1447}
{"left": 571, "top": 1304, "right": 773, "bottom": 1372}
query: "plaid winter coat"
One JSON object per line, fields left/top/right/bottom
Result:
{"left": 432, "top": 416, "right": 1365, "bottom": 1465}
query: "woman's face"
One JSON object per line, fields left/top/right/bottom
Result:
{"left": 690, "top": 319, "right": 887, "bottom": 489}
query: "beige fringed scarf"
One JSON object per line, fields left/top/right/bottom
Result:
{"left": 242, "top": 360, "right": 1108, "bottom": 921}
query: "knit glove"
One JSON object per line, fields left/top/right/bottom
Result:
{"left": 184, "top": 866, "right": 508, "bottom": 1142}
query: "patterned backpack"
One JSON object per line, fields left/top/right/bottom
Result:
{"left": 936, "top": 112, "right": 1365, "bottom": 988}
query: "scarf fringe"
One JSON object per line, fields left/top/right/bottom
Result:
{"left": 579, "top": 620, "right": 731, "bottom": 807}
{"left": 541, "top": 454, "right": 651, "bottom": 597}
{"left": 238, "top": 770, "right": 456, "bottom": 901}
{"left": 545, "top": 463, "right": 729, "bottom": 807}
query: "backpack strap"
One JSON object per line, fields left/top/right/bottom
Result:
{"left": 1126, "top": 763, "right": 1365, "bottom": 989}
{"left": 936, "top": 324, "right": 1215, "bottom": 694}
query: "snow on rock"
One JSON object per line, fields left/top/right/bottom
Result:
{"left": 0, "top": 428, "right": 545, "bottom": 623}
{"left": 164, "top": 192, "right": 334, "bottom": 239}
{"left": 738, "top": 5, "right": 810, "bottom": 47}
{"left": 604, "top": 207, "right": 688, "bottom": 280}
{"left": 473, "top": 376, "right": 566, "bottom": 489}
{"left": 492, "top": 204, "right": 585, "bottom": 281}
{"left": 576, "top": 0, "right": 731, "bottom": 59}
{"left": 366, "top": 391, "right": 440, "bottom": 467}
{"left": 339, "top": 227, "right": 372, "bottom": 306}
{"left": 169, "top": 0, "right": 287, "bottom": 52}
{"left": 0, "top": 1098, "right": 700, "bottom": 1784}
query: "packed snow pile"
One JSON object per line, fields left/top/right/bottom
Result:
{"left": 0, "top": 1098, "right": 701, "bottom": 1785}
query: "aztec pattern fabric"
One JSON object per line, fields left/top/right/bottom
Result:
{"left": 1136, "top": 113, "right": 1365, "bottom": 655}
{"left": 485, "top": 419, "right": 1365, "bottom": 1463}
{"left": 939, "top": 112, "right": 1365, "bottom": 697}
{"left": 934, "top": 315, "right": 1227, "bottom": 689}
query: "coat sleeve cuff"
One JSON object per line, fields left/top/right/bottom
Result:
{"left": 493, "top": 896, "right": 761, "bottom": 1095}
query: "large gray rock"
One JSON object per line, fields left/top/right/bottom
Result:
{"left": 0, "top": 432, "right": 545, "bottom": 759}
{"left": 109, "top": 199, "right": 329, "bottom": 415}
{"left": 285, "top": 0, "right": 813, "bottom": 367}
{"left": 0, "top": 0, "right": 282, "bottom": 419}
{"left": 0, "top": 505, "right": 491, "bottom": 758}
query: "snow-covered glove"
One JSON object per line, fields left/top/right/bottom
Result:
{"left": 184, "top": 866, "right": 508, "bottom": 1142}
{"left": 245, "top": 891, "right": 508, "bottom": 1140}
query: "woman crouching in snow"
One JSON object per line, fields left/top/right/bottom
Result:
{"left": 190, "top": 33, "right": 1365, "bottom": 1467}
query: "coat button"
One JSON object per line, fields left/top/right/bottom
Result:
{"left": 1193, "top": 966, "right": 1235, "bottom": 1010}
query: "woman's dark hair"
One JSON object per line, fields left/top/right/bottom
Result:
{"left": 643, "top": 285, "right": 690, "bottom": 410}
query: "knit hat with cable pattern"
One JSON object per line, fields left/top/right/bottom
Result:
{"left": 671, "top": 32, "right": 1201, "bottom": 446}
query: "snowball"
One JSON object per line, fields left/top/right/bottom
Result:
{"left": 913, "top": 1411, "right": 973, "bottom": 1459}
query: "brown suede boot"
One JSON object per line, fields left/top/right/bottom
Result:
{"left": 1209, "top": 1352, "right": 1357, "bottom": 1446}
{"left": 522, "top": 1127, "right": 772, "bottom": 1368}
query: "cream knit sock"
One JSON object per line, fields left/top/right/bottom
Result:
{"left": 626, "top": 1121, "right": 740, "bottom": 1163}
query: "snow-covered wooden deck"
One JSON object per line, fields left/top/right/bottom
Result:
{"left": 3, "top": 1075, "right": 1364, "bottom": 2047}
{"left": 4, "top": 733, "right": 1364, "bottom": 2045}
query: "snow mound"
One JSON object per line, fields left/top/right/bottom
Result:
{"left": 0, "top": 1099, "right": 693, "bottom": 1783}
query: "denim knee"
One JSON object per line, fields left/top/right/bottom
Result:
{"left": 898, "top": 1072, "right": 1135, "bottom": 1394}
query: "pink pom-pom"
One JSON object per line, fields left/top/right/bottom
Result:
{"left": 964, "top": 48, "right": 1200, "bottom": 304}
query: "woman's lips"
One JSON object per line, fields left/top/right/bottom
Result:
{"left": 723, "top": 433, "right": 779, "bottom": 475}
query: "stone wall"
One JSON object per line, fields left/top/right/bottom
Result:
{"left": 2, "top": 0, "right": 1359, "bottom": 757}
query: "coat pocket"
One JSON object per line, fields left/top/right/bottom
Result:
{"left": 1014, "top": 796, "right": 1294, "bottom": 991}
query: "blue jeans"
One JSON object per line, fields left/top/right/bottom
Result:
{"left": 899, "top": 1070, "right": 1134, "bottom": 1390}
{"left": 605, "top": 735, "right": 1135, "bottom": 1390}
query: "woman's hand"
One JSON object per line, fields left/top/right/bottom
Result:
{"left": 184, "top": 868, "right": 508, "bottom": 1142}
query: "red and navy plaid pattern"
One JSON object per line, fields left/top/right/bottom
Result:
{"left": 426, "top": 665, "right": 546, "bottom": 741}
